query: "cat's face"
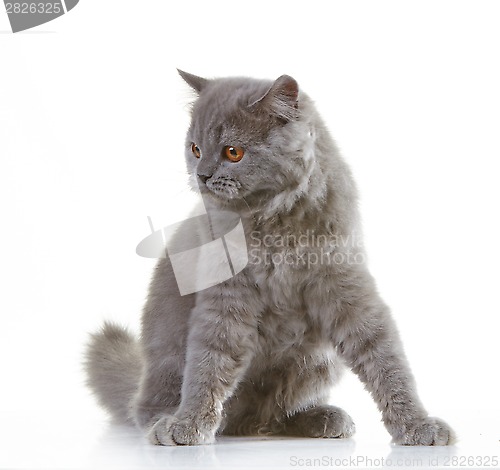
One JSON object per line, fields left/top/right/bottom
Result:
{"left": 180, "top": 71, "right": 315, "bottom": 210}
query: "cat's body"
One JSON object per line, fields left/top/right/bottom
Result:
{"left": 85, "top": 71, "right": 455, "bottom": 446}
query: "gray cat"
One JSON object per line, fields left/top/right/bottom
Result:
{"left": 85, "top": 70, "right": 455, "bottom": 446}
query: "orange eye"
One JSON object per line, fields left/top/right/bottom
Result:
{"left": 191, "top": 143, "right": 201, "bottom": 158}
{"left": 224, "top": 146, "right": 245, "bottom": 162}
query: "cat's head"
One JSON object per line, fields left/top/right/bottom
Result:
{"left": 179, "top": 70, "right": 318, "bottom": 212}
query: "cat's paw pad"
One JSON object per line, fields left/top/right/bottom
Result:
{"left": 148, "top": 415, "right": 215, "bottom": 446}
{"left": 291, "top": 405, "right": 356, "bottom": 438}
{"left": 396, "top": 417, "right": 456, "bottom": 446}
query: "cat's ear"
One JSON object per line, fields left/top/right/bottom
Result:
{"left": 177, "top": 69, "right": 209, "bottom": 93}
{"left": 249, "top": 75, "right": 299, "bottom": 122}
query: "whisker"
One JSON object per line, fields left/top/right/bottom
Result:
{"left": 241, "top": 195, "right": 259, "bottom": 227}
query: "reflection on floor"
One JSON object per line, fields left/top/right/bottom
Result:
{"left": 1, "top": 409, "right": 498, "bottom": 469}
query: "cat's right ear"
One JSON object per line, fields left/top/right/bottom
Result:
{"left": 177, "top": 69, "right": 209, "bottom": 94}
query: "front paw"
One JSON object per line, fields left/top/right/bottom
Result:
{"left": 148, "top": 415, "right": 216, "bottom": 446}
{"left": 394, "top": 417, "right": 456, "bottom": 446}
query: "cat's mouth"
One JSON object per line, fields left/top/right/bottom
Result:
{"left": 202, "top": 177, "right": 242, "bottom": 201}
{"left": 199, "top": 178, "right": 282, "bottom": 210}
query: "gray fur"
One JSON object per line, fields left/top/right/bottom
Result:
{"left": 84, "top": 71, "right": 455, "bottom": 446}
{"left": 85, "top": 322, "right": 141, "bottom": 422}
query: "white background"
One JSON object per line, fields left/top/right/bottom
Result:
{"left": 0, "top": 1, "right": 499, "bottom": 468}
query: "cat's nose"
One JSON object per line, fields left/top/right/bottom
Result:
{"left": 197, "top": 173, "right": 212, "bottom": 184}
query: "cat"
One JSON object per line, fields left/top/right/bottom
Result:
{"left": 85, "top": 70, "right": 455, "bottom": 446}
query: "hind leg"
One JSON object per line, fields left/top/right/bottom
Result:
{"left": 222, "top": 347, "right": 354, "bottom": 439}
{"left": 223, "top": 402, "right": 354, "bottom": 439}
{"left": 282, "top": 404, "right": 355, "bottom": 438}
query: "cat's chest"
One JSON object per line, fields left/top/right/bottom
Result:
{"left": 243, "top": 233, "right": 337, "bottom": 345}
{"left": 248, "top": 245, "right": 305, "bottom": 308}
{"left": 244, "top": 253, "right": 321, "bottom": 332}
{"left": 247, "top": 234, "right": 333, "bottom": 298}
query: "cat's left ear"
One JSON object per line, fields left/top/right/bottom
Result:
{"left": 177, "top": 69, "right": 209, "bottom": 94}
{"left": 249, "top": 75, "right": 299, "bottom": 122}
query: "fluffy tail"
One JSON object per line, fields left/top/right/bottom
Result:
{"left": 84, "top": 322, "right": 142, "bottom": 423}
